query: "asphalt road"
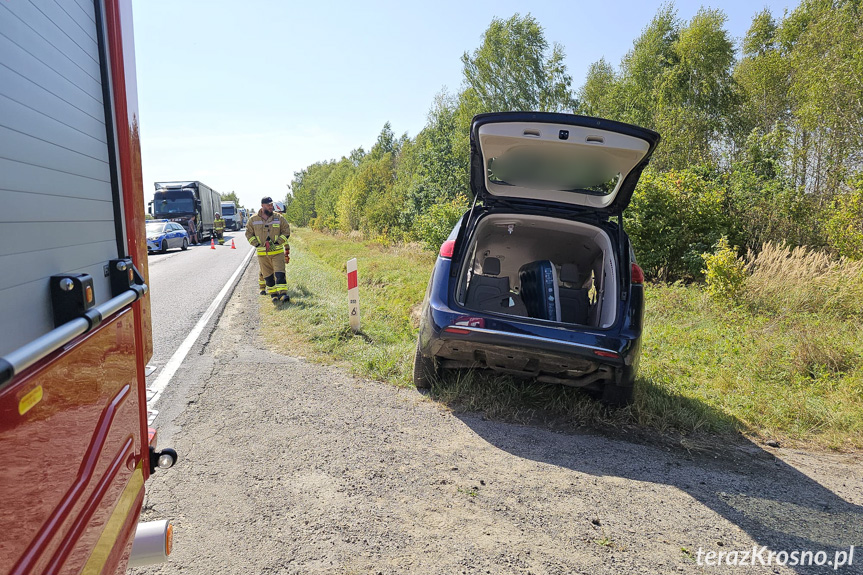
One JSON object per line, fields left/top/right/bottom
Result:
{"left": 145, "top": 230, "right": 253, "bottom": 394}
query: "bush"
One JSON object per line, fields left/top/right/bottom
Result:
{"left": 702, "top": 237, "right": 746, "bottom": 302}
{"left": 626, "top": 168, "right": 733, "bottom": 280}
{"left": 412, "top": 195, "right": 469, "bottom": 250}
{"left": 727, "top": 165, "right": 820, "bottom": 252}
{"left": 825, "top": 175, "right": 863, "bottom": 260}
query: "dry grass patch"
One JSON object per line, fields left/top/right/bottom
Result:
{"left": 745, "top": 242, "right": 863, "bottom": 317}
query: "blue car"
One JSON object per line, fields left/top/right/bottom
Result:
{"left": 414, "top": 112, "right": 660, "bottom": 406}
{"left": 146, "top": 220, "right": 190, "bottom": 254}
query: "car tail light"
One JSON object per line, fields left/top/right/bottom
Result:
{"left": 443, "top": 326, "right": 471, "bottom": 335}
{"left": 594, "top": 350, "right": 619, "bottom": 358}
{"left": 631, "top": 263, "right": 644, "bottom": 285}
{"left": 439, "top": 239, "right": 455, "bottom": 258}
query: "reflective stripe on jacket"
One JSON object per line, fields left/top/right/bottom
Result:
{"left": 214, "top": 218, "right": 226, "bottom": 231}
{"left": 245, "top": 210, "right": 290, "bottom": 252}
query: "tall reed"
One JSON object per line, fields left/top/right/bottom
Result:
{"left": 744, "top": 242, "right": 863, "bottom": 318}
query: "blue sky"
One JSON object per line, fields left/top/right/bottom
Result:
{"left": 131, "top": 0, "right": 795, "bottom": 211}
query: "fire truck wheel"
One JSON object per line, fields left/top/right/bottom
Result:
{"left": 160, "top": 239, "right": 168, "bottom": 254}
{"left": 181, "top": 238, "right": 188, "bottom": 251}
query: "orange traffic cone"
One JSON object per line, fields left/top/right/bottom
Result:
{"left": 230, "top": 239, "right": 236, "bottom": 249}
{"left": 210, "top": 238, "right": 215, "bottom": 249}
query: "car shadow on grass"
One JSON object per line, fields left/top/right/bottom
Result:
{"left": 432, "top": 371, "right": 862, "bottom": 574}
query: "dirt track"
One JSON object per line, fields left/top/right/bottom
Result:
{"left": 135, "top": 265, "right": 863, "bottom": 575}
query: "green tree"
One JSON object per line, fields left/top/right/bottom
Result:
{"left": 312, "top": 158, "right": 355, "bottom": 231}
{"left": 614, "top": 4, "right": 679, "bottom": 128}
{"left": 784, "top": 0, "right": 863, "bottom": 199}
{"left": 368, "top": 122, "right": 396, "bottom": 160}
{"left": 460, "top": 13, "right": 577, "bottom": 113}
{"left": 734, "top": 9, "right": 789, "bottom": 136}
{"left": 580, "top": 5, "right": 739, "bottom": 170}
{"left": 220, "top": 191, "right": 240, "bottom": 204}
{"left": 653, "top": 8, "right": 738, "bottom": 169}
{"left": 577, "top": 58, "right": 618, "bottom": 118}
{"left": 412, "top": 92, "right": 469, "bottom": 212}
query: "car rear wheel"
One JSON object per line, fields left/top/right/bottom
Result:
{"left": 413, "top": 342, "right": 437, "bottom": 389}
{"left": 181, "top": 238, "right": 188, "bottom": 250}
{"left": 160, "top": 239, "right": 167, "bottom": 254}
{"left": 601, "top": 383, "right": 634, "bottom": 407}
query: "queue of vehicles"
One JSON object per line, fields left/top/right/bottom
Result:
{"left": 149, "top": 180, "right": 219, "bottom": 243}
{"left": 147, "top": 182, "right": 250, "bottom": 254}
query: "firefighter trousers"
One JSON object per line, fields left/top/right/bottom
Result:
{"left": 258, "top": 252, "right": 287, "bottom": 297}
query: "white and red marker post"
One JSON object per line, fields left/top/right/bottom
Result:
{"left": 347, "top": 258, "right": 360, "bottom": 333}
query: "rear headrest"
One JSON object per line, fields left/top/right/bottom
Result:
{"left": 482, "top": 257, "right": 501, "bottom": 276}
{"left": 560, "top": 263, "right": 580, "bottom": 284}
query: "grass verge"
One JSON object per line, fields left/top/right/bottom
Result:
{"left": 261, "top": 228, "right": 863, "bottom": 451}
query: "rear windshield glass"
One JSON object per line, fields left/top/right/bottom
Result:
{"left": 487, "top": 148, "right": 621, "bottom": 195}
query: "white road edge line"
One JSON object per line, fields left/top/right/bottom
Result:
{"left": 147, "top": 246, "right": 255, "bottom": 409}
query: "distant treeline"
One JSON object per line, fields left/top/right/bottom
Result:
{"left": 284, "top": 1, "right": 863, "bottom": 280}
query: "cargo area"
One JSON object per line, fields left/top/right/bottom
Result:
{"left": 456, "top": 213, "right": 619, "bottom": 328}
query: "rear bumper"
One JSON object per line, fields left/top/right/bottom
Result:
{"left": 429, "top": 323, "right": 636, "bottom": 385}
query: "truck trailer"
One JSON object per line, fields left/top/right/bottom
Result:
{"left": 151, "top": 181, "right": 221, "bottom": 243}
{"left": 0, "top": 1, "right": 177, "bottom": 573}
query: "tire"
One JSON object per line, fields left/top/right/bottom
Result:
{"left": 160, "top": 239, "right": 168, "bottom": 254}
{"left": 413, "top": 342, "right": 437, "bottom": 389}
{"left": 601, "top": 383, "right": 634, "bottom": 407}
{"left": 181, "top": 238, "right": 188, "bottom": 250}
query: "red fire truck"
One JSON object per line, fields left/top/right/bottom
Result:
{"left": 0, "top": 1, "right": 176, "bottom": 573}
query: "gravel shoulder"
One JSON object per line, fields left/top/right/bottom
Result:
{"left": 136, "top": 265, "right": 863, "bottom": 575}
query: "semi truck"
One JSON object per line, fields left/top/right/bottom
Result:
{"left": 150, "top": 181, "right": 221, "bottom": 243}
{"left": 220, "top": 201, "right": 240, "bottom": 230}
{"left": 0, "top": 1, "right": 178, "bottom": 573}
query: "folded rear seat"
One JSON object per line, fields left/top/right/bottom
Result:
{"left": 558, "top": 263, "right": 590, "bottom": 325}
{"left": 465, "top": 257, "right": 511, "bottom": 312}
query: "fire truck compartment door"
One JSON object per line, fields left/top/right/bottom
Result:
{"left": 0, "top": 1, "right": 125, "bottom": 357}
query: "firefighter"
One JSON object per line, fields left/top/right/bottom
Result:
{"left": 246, "top": 196, "right": 290, "bottom": 303}
{"left": 214, "top": 212, "right": 226, "bottom": 245}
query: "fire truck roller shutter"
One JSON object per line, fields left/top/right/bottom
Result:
{"left": 0, "top": 1, "right": 124, "bottom": 357}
